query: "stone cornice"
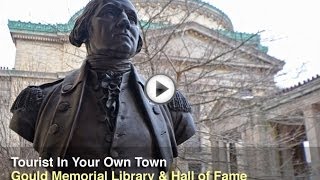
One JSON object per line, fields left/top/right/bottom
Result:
{"left": 136, "top": 52, "right": 276, "bottom": 70}
{"left": 8, "top": 20, "right": 73, "bottom": 35}
{"left": 262, "top": 76, "right": 320, "bottom": 111}
{"left": 10, "top": 32, "right": 68, "bottom": 44}
{"left": 217, "top": 29, "right": 268, "bottom": 53}
{"left": 276, "top": 75, "right": 320, "bottom": 95}
{"left": 145, "top": 22, "right": 284, "bottom": 71}
{"left": 0, "top": 69, "right": 68, "bottom": 79}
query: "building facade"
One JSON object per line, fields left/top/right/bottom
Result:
{"left": 1, "top": 0, "right": 319, "bottom": 179}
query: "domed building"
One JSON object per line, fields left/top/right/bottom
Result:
{"left": 1, "top": 0, "right": 319, "bottom": 179}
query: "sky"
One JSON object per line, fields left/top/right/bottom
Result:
{"left": 0, "top": 0, "right": 319, "bottom": 88}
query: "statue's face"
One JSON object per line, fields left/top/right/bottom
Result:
{"left": 87, "top": 0, "right": 140, "bottom": 58}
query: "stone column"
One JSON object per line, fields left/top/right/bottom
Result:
{"left": 278, "top": 125, "right": 295, "bottom": 180}
{"left": 210, "top": 139, "right": 220, "bottom": 171}
{"left": 303, "top": 104, "right": 320, "bottom": 179}
{"left": 235, "top": 138, "right": 246, "bottom": 173}
{"left": 218, "top": 141, "right": 228, "bottom": 172}
{"left": 247, "top": 108, "right": 281, "bottom": 179}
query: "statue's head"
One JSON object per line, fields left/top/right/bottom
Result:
{"left": 69, "top": 0, "right": 143, "bottom": 59}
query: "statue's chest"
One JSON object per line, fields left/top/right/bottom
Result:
{"left": 67, "top": 79, "right": 155, "bottom": 160}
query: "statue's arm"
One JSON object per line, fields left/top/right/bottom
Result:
{"left": 10, "top": 86, "right": 44, "bottom": 142}
{"left": 168, "top": 91, "right": 196, "bottom": 145}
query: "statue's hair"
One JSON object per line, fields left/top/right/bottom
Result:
{"left": 69, "top": 0, "right": 143, "bottom": 53}
{"left": 69, "top": 0, "right": 99, "bottom": 47}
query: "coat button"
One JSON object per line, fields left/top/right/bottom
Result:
{"left": 62, "top": 84, "right": 73, "bottom": 92}
{"left": 49, "top": 124, "right": 59, "bottom": 134}
{"left": 153, "top": 106, "right": 160, "bottom": 115}
{"left": 57, "top": 102, "right": 70, "bottom": 112}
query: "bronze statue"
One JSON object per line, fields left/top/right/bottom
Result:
{"left": 10, "top": 0, "right": 195, "bottom": 175}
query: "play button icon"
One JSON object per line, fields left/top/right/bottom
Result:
{"left": 145, "top": 74, "right": 176, "bottom": 104}
{"left": 156, "top": 81, "right": 168, "bottom": 97}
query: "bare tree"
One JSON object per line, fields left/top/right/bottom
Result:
{"left": 131, "top": 1, "right": 312, "bottom": 179}
{"left": 2, "top": 0, "right": 314, "bottom": 179}
{"left": 0, "top": 71, "right": 57, "bottom": 178}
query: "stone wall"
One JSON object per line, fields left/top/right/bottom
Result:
{"left": 15, "top": 39, "right": 64, "bottom": 72}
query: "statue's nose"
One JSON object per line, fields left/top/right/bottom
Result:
{"left": 117, "top": 11, "right": 130, "bottom": 29}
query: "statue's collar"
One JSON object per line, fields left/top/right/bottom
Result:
{"left": 129, "top": 63, "right": 145, "bottom": 86}
{"left": 60, "top": 61, "right": 88, "bottom": 94}
{"left": 61, "top": 61, "right": 146, "bottom": 94}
